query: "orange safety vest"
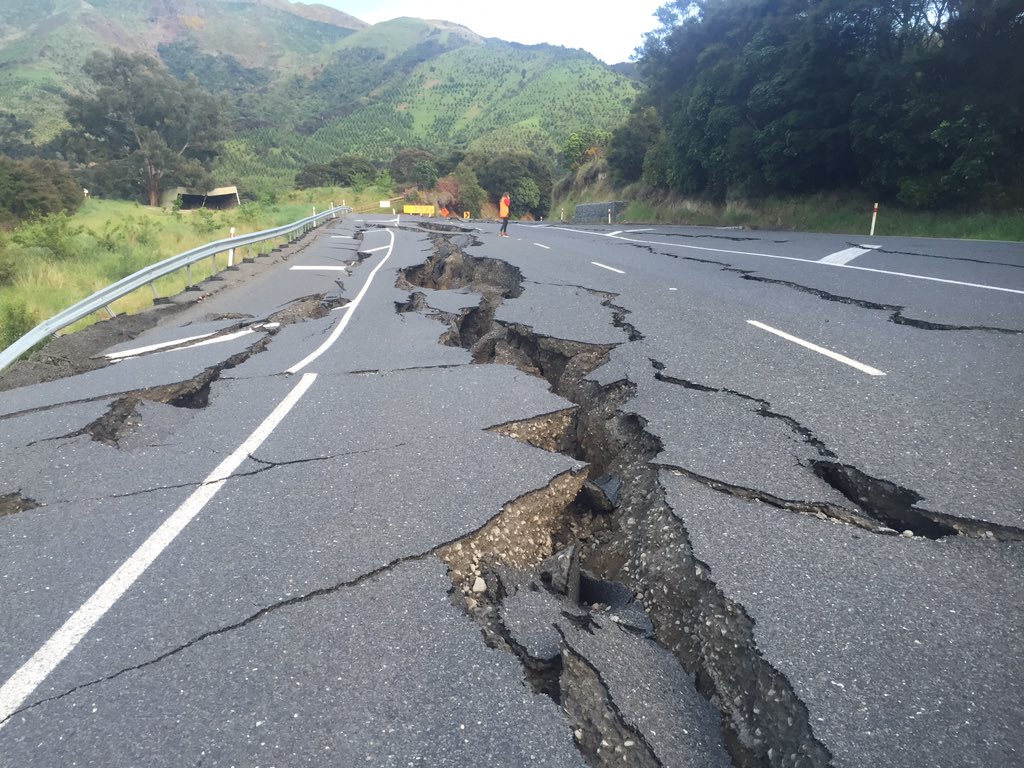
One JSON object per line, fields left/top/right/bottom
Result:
{"left": 499, "top": 196, "right": 510, "bottom": 218}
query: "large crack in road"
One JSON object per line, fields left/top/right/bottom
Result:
{"left": 3, "top": 223, "right": 1018, "bottom": 764}
{"left": 398, "top": 229, "right": 1024, "bottom": 767}
{"left": 400, "top": 234, "right": 830, "bottom": 766}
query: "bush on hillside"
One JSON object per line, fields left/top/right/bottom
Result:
{"left": 0, "top": 299, "right": 38, "bottom": 351}
{"left": 11, "top": 212, "right": 86, "bottom": 261}
{"left": 0, "top": 156, "right": 84, "bottom": 227}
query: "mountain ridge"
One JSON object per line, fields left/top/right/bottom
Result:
{"left": 0, "top": 0, "right": 639, "bottom": 190}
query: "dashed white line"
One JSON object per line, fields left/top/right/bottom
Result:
{"left": 818, "top": 247, "right": 874, "bottom": 265}
{"left": 591, "top": 262, "right": 625, "bottom": 274}
{"left": 748, "top": 320, "right": 886, "bottom": 376}
{"left": 289, "top": 265, "right": 349, "bottom": 271}
{"left": 534, "top": 243, "right": 551, "bottom": 250}
{"left": 0, "top": 372, "right": 319, "bottom": 729}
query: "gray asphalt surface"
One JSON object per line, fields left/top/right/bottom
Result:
{"left": 1, "top": 213, "right": 1021, "bottom": 766}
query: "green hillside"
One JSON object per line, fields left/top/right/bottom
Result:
{"left": 0, "top": 2, "right": 639, "bottom": 192}
{"left": 0, "top": 0, "right": 363, "bottom": 142}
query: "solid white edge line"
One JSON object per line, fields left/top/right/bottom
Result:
{"left": 557, "top": 228, "right": 1024, "bottom": 295}
{"left": 104, "top": 331, "right": 218, "bottom": 359}
{"left": 105, "top": 329, "right": 256, "bottom": 361}
{"left": 187, "top": 329, "right": 255, "bottom": 350}
{"left": 748, "top": 320, "right": 886, "bottom": 376}
{"left": 591, "top": 262, "right": 625, "bottom": 274}
{"left": 286, "top": 229, "right": 395, "bottom": 374}
{"left": 0, "top": 372, "right": 318, "bottom": 728}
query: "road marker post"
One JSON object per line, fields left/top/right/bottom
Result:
{"left": 870, "top": 202, "right": 879, "bottom": 236}
{"left": 228, "top": 226, "right": 237, "bottom": 267}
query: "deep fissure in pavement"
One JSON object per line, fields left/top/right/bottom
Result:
{"left": 650, "top": 362, "right": 1023, "bottom": 541}
{"left": 58, "top": 291, "right": 352, "bottom": 446}
{"left": 739, "top": 274, "right": 1022, "bottom": 335}
{"left": 402, "top": 236, "right": 833, "bottom": 767}
{"left": 68, "top": 334, "right": 272, "bottom": 446}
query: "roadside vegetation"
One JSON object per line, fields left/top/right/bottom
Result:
{"left": 553, "top": 161, "right": 1024, "bottom": 240}
{"left": 0, "top": 188, "right": 385, "bottom": 348}
{"left": 1, "top": 1, "right": 1020, "bottom": 357}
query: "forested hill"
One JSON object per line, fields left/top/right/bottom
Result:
{"left": 0, "top": 0, "right": 639, "bottom": 189}
{"left": 620, "top": 0, "right": 1024, "bottom": 209}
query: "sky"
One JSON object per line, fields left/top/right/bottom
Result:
{"left": 311, "top": 0, "right": 666, "bottom": 64}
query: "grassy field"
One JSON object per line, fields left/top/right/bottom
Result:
{"left": 0, "top": 188, "right": 382, "bottom": 351}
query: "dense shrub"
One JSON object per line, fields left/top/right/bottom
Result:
{"left": 0, "top": 299, "right": 38, "bottom": 351}
{"left": 0, "top": 156, "right": 84, "bottom": 227}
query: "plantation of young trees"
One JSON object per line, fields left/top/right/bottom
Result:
{"left": 614, "top": 0, "right": 1023, "bottom": 209}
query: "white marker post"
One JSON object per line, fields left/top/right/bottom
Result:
{"left": 870, "top": 202, "right": 879, "bottom": 236}
{"left": 228, "top": 226, "right": 236, "bottom": 267}
{"left": 608, "top": 208, "right": 612, "bottom": 225}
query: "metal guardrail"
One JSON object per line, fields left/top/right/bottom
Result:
{"left": 0, "top": 205, "right": 352, "bottom": 373}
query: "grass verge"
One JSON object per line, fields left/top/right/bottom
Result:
{"left": 0, "top": 187, "right": 381, "bottom": 353}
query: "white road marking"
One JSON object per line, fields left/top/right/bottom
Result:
{"left": 104, "top": 332, "right": 217, "bottom": 359}
{"left": 534, "top": 243, "right": 551, "bottom": 250}
{"left": 627, "top": 228, "right": 654, "bottom": 233}
{"left": 556, "top": 227, "right": 1024, "bottom": 295}
{"left": 0, "top": 372, "right": 318, "bottom": 728}
{"left": 289, "top": 265, "right": 349, "bottom": 271}
{"left": 286, "top": 230, "right": 395, "bottom": 374}
{"left": 330, "top": 235, "right": 353, "bottom": 239}
{"left": 818, "top": 247, "right": 873, "bottom": 265}
{"left": 105, "top": 329, "right": 257, "bottom": 361}
{"left": 609, "top": 231, "right": 622, "bottom": 237}
{"left": 748, "top": 320, "right": 886, "bottom": 376}
{"left": 183, "top": 329, "right": 256, "bottom": 350}
{"left": 591, "top": 262, "right": 625, "bottom": 274}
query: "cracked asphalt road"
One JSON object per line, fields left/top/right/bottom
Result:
{"left": 0, "top": 215, "right": 1021, "bottom": 767}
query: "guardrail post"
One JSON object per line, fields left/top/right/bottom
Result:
{"left": 104, "top": 306, "right": 115, "bottom": 319}
{"left": 186, "top": 263, "right": 200, "bottom": 291}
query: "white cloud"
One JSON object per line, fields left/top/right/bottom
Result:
{"left": 310, "top": 0, "right": 664, "bottom": 63}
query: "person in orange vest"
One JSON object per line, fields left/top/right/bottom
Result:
{"left": 499, "top": 192, "right": 510, "bottom": 237}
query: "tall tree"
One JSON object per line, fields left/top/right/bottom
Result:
{"left": 635, "top": 0, "right": 1023, "bottom": 207}
{"left": 470, "top": 151, "right": 553, "bottom": 218}
{"left": 64, "top": 51, "right": 224, "bottom": 206}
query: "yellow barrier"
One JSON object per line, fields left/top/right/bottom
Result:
{"left": 403, "top": 204, "right": 435, "bottom": 216}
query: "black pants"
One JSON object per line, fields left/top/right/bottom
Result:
{"left": 500, "top": 217, "right": 509, "bottom": 234}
